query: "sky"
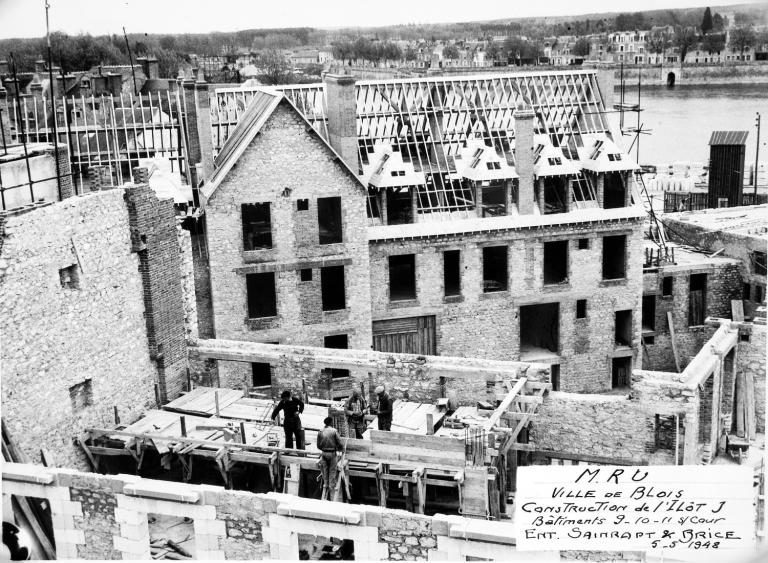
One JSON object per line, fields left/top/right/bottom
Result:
{"left": 0, "top": 0, "right": 762, "bottom": 39}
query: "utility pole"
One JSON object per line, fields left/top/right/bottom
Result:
{"left": 45, "top": 0, "right": 62, "bottom": 200}
{"left": 755, "top": 112, "right": 761, "bottom": 197}
{"left": 123, "top": 26, "right": 138, "bottom": 95}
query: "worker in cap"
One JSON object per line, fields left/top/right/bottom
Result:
{"left": 372, "top": 385, "right": 392, "bottom": 431}
{"left": 344, "top": 388, "right": 368, "bottom": 439}
{"left": 316, "top": 416, "right": 344, "bottom": 500}
{"left": 271, "top": 390, "right": 305, "bottom": 449}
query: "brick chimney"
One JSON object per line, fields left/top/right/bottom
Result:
{"left": 514, "top": 109, "right": 536, "bottom": 215}
{"left": 2, "top": 77, "right": 18, "bottom": 99}
{"left": 324, "top": 73, "right": 358, "bottom": 172}
{"left": 145, "top": 57, "right": 159, "bottom": 80}
{"left": 596, "top": 64, "right": 615, "bottom": 112}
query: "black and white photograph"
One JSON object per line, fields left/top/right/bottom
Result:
{"left": 0, "top": 0, "right": 766, "bottom": 561}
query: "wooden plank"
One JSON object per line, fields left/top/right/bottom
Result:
{"left": 370, "top": 431, "right": 464, "bottom": 453}
{"left": 484, "top": 378, "right": 527, "bottom": 431}
{"left": 745, "top": 372, "right": 756, "bottom": 441}
{"left": 667, "top": 311, "right": 681, "bottom": 373}
{"left": 735, "top": 371, "right": 746, "bottom": 437}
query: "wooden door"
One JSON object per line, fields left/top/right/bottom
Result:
{"left": 372, "top": 316, "right": 437, "bottom": 355}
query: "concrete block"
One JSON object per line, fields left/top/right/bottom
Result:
{"left": 114, "top": 507, "right": 146, "bottom": 526}
{"left": 193, "top": 533, "right": 222, "bottom": 551}
{"left": 123, "top": 481, "right": 200, "bottom": 503}
{"left": 193, "top": 518, "right": 227, "bottom": 537}
{"left": 52, "top": 527, "right": 85, "bottom": 545}
{"left": 197, "top": 550, "right": 226, "bottom": 560}
{"left": 58, "top": 500, "right": 83, "bottom": 518}
{"left": 50, "top": 513, "right": 75, "bottom": 530}
{"left": 113, "top": 535, "right": 151, "bottom": 556}
{"left": 119, "top": 522, "right": 149, "bottom": 541}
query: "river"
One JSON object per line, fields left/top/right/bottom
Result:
{"left": 607, "top": 83, "right": 768, "bottom": 167}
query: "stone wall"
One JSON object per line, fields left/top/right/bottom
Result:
{"left": 178, "top": 224, "right": 198, "bottom": 342}
{"left": 369, "top": 215, "right": 646, "bottom": 393}
{"left": 642, "top": 258, "right": 743, "bottom": 371}
{"left": 0, "top": 191, "right": 157, "bottom": 469}
{"left": 124, "top": 179, "right": 189, "bottom": 401}
{"left": 1, "top": 463, "right": 559, "bottom": 561}
{"left": 205, "top": 101, "right": 373, "bottom": 387}
{"left": 190, "top": 338, "right": 549, "bottom": 405}
{"left": 739, "top": 323, "right": 766, "bottom": 433}
{"left": 620, "top": 62, "right": 768, "bottom": 86}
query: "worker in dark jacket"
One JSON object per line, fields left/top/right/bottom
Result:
{"left": 271, "top": 390, "right": 305, "bottom": 449}
{"left": 344, "top": 389, "right": 368, "bottom": 438}
{"left": 373, "top": 385, "right": 393, "bottom": 431}
{"left": 316, "top": 416, "right": 344, "bottom": 499}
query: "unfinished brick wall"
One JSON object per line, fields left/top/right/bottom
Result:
{"left": 124, "top": 180, "right": 189, "bottom": 401}
{"left": 642, "top": 259, "right": 743, "bottom": 371}
{"left": 178, "top": 224, "right": 198, "bottom": 342}
{"left": 368, "top": 215, "right": 645, "bottom": 392}
{"left": 0, "top": 190, "right": 157, "bottom": 470}
{"left": 205, "top": 101, "right": 372, "bottom": 387}
{"left": 2, "top": 465, "right": 560, "bottom": 561}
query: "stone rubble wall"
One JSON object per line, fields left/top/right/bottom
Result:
{"left": 0, "top": 191, "right": 158, "bottom": 470}
{"left": 369, "top": 218, "right": 646, "bottom": 393}
{"left": 205, "top": 102, "right": 373, "bottom": 389}
{"left": 1, "top": 464, "right": 559, "bottom": 561}
{"left": 190, "top": 338, "right": 550, "bottom": 405}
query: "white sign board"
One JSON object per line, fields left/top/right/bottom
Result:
{"left": 515, "top": 465, "right": 754, "bottom": 553}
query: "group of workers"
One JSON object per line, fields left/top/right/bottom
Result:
{"left": 270, "top": 384, "right": 393, "bottom": 499}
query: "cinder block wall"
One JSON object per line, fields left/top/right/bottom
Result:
{"left": 0, "top": 191, "right": 158, "bottom": 469}
{"left": 206, "top": 102, "right": 373, "bottom": 388}
{"left": 369, "top": 217, "right": 645, "bottom": 393}
{"left": 1, "top": 464, "right": 559, "bottom": 561}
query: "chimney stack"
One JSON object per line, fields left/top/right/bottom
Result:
{"left": 324, "top": 73, "right": 358, "bottom": 172}
{"left": 514, "top": 109, "right": 536, "bottom": 215}
{"left": 595, "top": 64, "right": 615, "bottom": 112}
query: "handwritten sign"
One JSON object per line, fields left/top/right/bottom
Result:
{"left": 514, "top": 465, "right": 754, "bottom": 552}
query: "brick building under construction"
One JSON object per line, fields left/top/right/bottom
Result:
{"left": 0, "top": 66, "right": 765, "bottom": 560}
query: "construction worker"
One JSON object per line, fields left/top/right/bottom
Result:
{"left": 316, "top": 416, "right": 344, "bottom": 500}
{"left": 373, "top": 385, "right": 393, "bottom": 431}
{"left": 344, "top": 389, "right": 367, "bottom": 438}
{"left": 271, "top": 390, "right": 305, "bottom": 449}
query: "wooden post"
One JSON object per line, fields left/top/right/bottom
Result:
{"left": 180, "top": 416, "right": 187, "bottom": 437}
{"left": 154, "top": 384, "right": 161, "bottom": 407}
{"left": 302, "top": 378, "right": 308, "bottom": 403}
{"left": 667, "top": 312, "right": 681, "bottom": 373}
{"left": 240, "top": 422, "right": 247, "bottom": 445}
{"left": 674, "top": 414, "right": 679, "bottom": 465}
{"left": 215, "top": 390, "right": 220, "bottom": 418}
{"left": 186, "top": 368, "right": 192, "bottom": 392}
{"left": 113, "top": 406, "right": 120, "bottom": 425}
{"left": 426, "top": 413, "right": 434, "bottom": 435}
{"left": 735, "top": 372, "right": 746, "bottom": 437}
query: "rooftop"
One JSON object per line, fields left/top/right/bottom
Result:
{"left": 666, "top": 205, "right": 768, "bottom": 241}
